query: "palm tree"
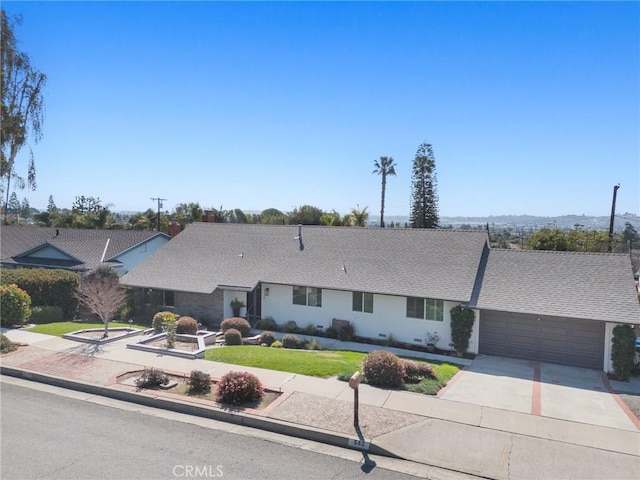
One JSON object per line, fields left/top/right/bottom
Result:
{"left": 351, "top": 205, "right": 369, "bottom": 227}
{"left": 372, "top": 156, "right": 397, "bottom": 228}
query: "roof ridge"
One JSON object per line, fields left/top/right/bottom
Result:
{"left": 490, "top": 248, "right": 629, "bottom": 257}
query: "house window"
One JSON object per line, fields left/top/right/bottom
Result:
{"left": 292, "top": 286, "right": 322, "bottom": 307}
{"left": 406, "top": 297, "right": 443, "bottom": 321}
{"left": 352, "top": 292, "right": 374, "bottom": 313}
{"left": 143, "top": 288, "right": 175, "bottom": 308}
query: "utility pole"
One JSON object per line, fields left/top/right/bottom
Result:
{"left": 608, "top": 184, "right": 620, "bottom": 251}
{"left": 150, "top": 197, "right": 166, "bottom": 232}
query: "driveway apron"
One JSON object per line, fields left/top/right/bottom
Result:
{"left": 439, "top": 355, "right": 638, "bottom": 431}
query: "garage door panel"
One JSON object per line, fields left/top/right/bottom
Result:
{"left": 480, "top": 310, "right": 604, "bottom": 370}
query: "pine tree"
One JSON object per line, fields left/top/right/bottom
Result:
{"left": 409, "top": 142, "right": 439, "bottom": 229}
{"left": 47, "top": 194, "right": 57, "bottom": 212}
{"left": 7, "top": 192, "right": 20, "bottom": 214}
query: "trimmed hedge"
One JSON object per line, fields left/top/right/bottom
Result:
{"left": 224, "top": 328, "right": 242, "bottom": 346}
{"left": 29, "top": 305, "right": 64, "bottom": 324}
{"left": 216, "top": 371, "right": 263, "bottom": 405}
{"left": 152, "top": 311, "right": 179, "bottom": 333}
{"left": 220, "top": 317, "right": 251, "bottom": 337}
{"left": 1, "top": 268, "right": 79, "bottom": 318}
{"left": 176, "top": 316, "right": 198, "bottom": 335}
{"left": 362, "top": 350, "right": 405, "bottom": 388}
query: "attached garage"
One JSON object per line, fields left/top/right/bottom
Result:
{"left": 479, "top": 310, "right": 605, "bottom": 370}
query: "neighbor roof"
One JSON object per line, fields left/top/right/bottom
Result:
{"left": 1, "top": 226, "right": 169, "bottom": 272}
{"left": 120, "top": 222, "right": 490, "bottom": 302}
{"left": 469, "top": 249, "right": 640, "bottom": 324}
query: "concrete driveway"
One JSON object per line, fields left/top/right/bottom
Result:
{"left": 439, "top": 355, "right": 640, "bottom": 431}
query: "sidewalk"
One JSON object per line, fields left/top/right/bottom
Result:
{"left": 1, "top": 329, "right": 639, "bottom": 480}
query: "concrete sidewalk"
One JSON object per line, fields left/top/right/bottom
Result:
{"left": 1, "top": 329, "right": 639, "bottom": 480}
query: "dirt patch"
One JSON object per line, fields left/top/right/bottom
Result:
{"left": 116, "top": 371, "right": 281, "bottom": 410}
{"left": 142, "top": 339, "right": 199, "bottom": 352}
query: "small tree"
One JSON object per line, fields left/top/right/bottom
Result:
{"left": 0, "top": 283, "right": 31, "bottom": 327}
{"left": 75, "top": 266, "right": 125, "bottom": 337}
{"left": 450, "top": 305, "right": 475, "bottom": 355}
{"left": 611, "top": 324, "right": 636, "bottom": 381}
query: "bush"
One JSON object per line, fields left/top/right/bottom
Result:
{"left": 0, "top": 284, "right": 32, "bottom": 327}
{"left": 220, "top": 317, "right": 251, "bottom": 337}
{"left": 303, "top": 323, "right": 319, "bottom": 336}
{"left": 255, "top": 316, "right": 277, "bottom": 330}
{"left": 362, "top": 350, "right": 405, "bottom": 388}
{"left": 305, "top": 339, "right": 324, "bottom": 350}
{"left": 282, "top": 334, "right": 301, "bottom": 349}
{"left": 152, "top": 311, "right": 178, "bottom": 333}
{"left": 224, "top": 328, "right": 242, "bottom": 346}
{"left": 29, "top": 305, "right": 64, "bottom": 324}
{"left": 1, "top": 333, "right": 17, "bottom": 354}
{"left": 324, "top": 326, "right": 338, "bottom": 339}
{"left": 283, "top": 320, "right": 299, "bottom": 333}
{"left": 216, "top": 371, "right": 264, "bottom": 406}
{"left": 176, "top": 316, "right": 198, "bottom": 335}
{"left": 611, "top": 324, "right": 636, "bottom": 381}
{"left": 337, "top": 322, "right": 356, "bottom": 342}
{"left": 258, "top": 331, "right": 276, "bottom": 346}
{"left": 271, "top": 340, "right": 283, "bottom": 348}
{"left": 403, "top": 360, "right": 436, "bottom": 383}
{"left": 135, "top": 367, "right": 169, "bottom": 388}
{"left": 187, "top": 370, "right": 211, "bottom": 395}
{"left": 450, "top": 306, "right": 475, "bottom": 354}
{"left": 1, "top": 268, "right": 79, "bottom": 318}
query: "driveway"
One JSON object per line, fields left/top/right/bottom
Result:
{"left": 439, "top": 355, "right": 640, "bottom": 431}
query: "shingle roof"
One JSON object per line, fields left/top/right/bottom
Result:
{"left": 120, "top": 223, "right": 489, "bottom": 302}
{"left": 469, "top": 249, "right": 640, "bottom": 324}
{"left": 1, "top": 226, "right": 169, "bottom": 272}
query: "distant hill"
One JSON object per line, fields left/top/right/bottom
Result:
{"left": 374, "top": 214, "right": 640, "bottom": 232}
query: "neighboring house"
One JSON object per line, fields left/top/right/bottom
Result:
{"left": 120, "top": 222, "right": 640, "bottom": 373}
{"left": 0, "top": 226, "right": 170, "bottom": 275}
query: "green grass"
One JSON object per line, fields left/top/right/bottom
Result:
{"left": 204, "top": 345, "right": 461, "bottom": 394}
{"left": 404, "top": 362, "right": 460, "bottom": 395}
{"left": 205, "top": 346, "right": 366, "bottom": 378}
{"left": 26, "top": 321, "right": 149, "bottom": 336}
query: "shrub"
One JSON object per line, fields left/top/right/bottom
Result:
{"left": 216, "top": 371, "right": 264, "bottom": 405}
{"left": 135, "top": 367, "right": 169, "bottom": 388}
{"left": 283, "top": 320, "right": 299, "bottom": 333}
{"left": 176, "top": 316, "right": 198, "bottom": 335}
{"left": 337, "top": 322, "right": 356, "bottom": 342}
{"left": 1, "top": 333, "right": 17, "bottom": 354}
{"left": 258, "top": 331, "right": 276, "bottom": 346}
{"left": 362, "top": 350, "right": 405, "bottom": 388}
{"left": 271, "top": 340, "right": 283, "bottom": 348}
{"left": 220, "top": 317, "right": 251, "bottom": 337}
{"left": 152, "top": 311, "right": 178, "bottom": 333}
{"left": 611, "top": 324, "right": 636, "bottom": 381}
{"left": 282, "top": 334, "right": 301, "bottom": 349}
{"left": 224, "top": 328, "right": 242, "bottom": 346}
{"left": 255, "top": 316, "right": 277, "bottom": 330}
{"left": 1, "top": 268, "right": 79, "bottom": 318}
{"left": 403, "top": 360, "right": 436, "bottom": 383}
{"left": 29, "top": 305, "right": 64, "bottom": 324}
{"left": 187, "top": 370, "right": 211, "bottom": 395}
{"left": 1, "top": 284, "right": 32, "bottom": 327}
{"left": 304, "top": 323, "right": 319, "bottom": 336}
{"left": 450, "top": 306, "right": 475, "bottom": 354}
{"left": 165, "top": 319, "right": 177, "bottom": 348}
{"left": 305, "top": 339, "right": 324, "bottom": 350}
{"left": 324, "top": 326, "right": 338, "bottom": 339}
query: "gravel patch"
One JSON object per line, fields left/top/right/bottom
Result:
{"left": 618, "top": 393, "right": 640, "bottom": 420}
{"left": 268, "top": 391, "right": 425, "bottom": 438}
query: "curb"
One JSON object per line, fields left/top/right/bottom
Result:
{"left": 0, "top": 365, "right": 399, "bottom": 459}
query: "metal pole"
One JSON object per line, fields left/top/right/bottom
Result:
{"left": 609, "top": 184, "right": 620, "bottom": 251}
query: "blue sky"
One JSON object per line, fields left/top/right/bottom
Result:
{"left": 3, "top": 1, "right": 639, "bottom": 218}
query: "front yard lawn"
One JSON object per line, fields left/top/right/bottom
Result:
{"left": 205, "top": 346, "right": 365, "bottom": 378}
{"left": 204, "top": 345, "right": 461, "bottom": 394}
{"left": 27, "top": 321, "right": 148, "bottom": 336}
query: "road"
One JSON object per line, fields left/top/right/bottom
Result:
{"left": 0, "top": 378, "right": 432, "bottom": 480}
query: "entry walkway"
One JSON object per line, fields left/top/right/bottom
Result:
{"left": 1, "top": 329, "right": 639, "bottom": 480}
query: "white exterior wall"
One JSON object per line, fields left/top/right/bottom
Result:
{"left": 604, "top": 322, "right": 614, "bottom": 373}
{"left": 261, "top": 282, "right": 477, "bottom": 352}
{"left": 115, "top": 236, "right": 169, "bottom": 276}
{"left": 223, "top": 291, "right": 247, "bottom": 319}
